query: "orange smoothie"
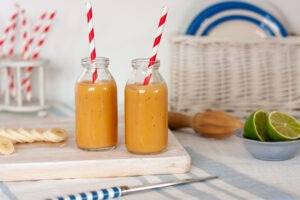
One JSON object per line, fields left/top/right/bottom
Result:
{"left": 75, "top": 80, "right": 117, "bottom": 150}
{"left": 125, "top": 82, "right": 168, "bottom": 154}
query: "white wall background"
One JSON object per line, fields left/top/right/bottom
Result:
{"left": 0, "top": 0, "right": 299, "bottom": 105}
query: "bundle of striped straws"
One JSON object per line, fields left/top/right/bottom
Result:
{"left": 0, "top": 4, "right": 56, "bottom": 101}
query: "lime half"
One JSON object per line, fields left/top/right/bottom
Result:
{"left": 244, "top": 110, "right": 269, "bottom": 141}
{"left": 267, "top": 111, "right": 300, "bottom": 141}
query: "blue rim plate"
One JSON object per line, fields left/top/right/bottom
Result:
{"left": 201, "top": 14, "right": 276, "bottom": 37}
{"left": 186, "top": 1, "right": 288, "bottom": 37}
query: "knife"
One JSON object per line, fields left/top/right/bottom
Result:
{"left": 48, "top": 176, "right": 218, "bottom": 200}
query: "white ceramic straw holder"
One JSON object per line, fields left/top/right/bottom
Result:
{"left": 0, "top": 56, "right": 48, "bottom": 113}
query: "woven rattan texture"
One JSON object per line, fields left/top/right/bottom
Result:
{"left": 170, "top": 36, "right": 300, "bottom": 118}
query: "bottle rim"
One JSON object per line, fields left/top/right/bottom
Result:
{"left": 81, "top": 57, "right": 109, "bottom": 68}
{"left": 132, "top": 58, "right": 160, "bottom": 69}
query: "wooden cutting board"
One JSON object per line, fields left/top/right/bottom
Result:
{"left": 0, "top": 123, "right": 191, "bottom": 181}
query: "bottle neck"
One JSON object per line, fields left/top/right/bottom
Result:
{"left": 81, "top": 57, "right": 109, "bottom": 69}
{"left": 78, "top": 57, "right": 114, "bottom": 83}
{"left": 131, "top": 58, "right": 160, "bottom": 70}
{"left": 127, "top": 58, "right": 163, "bottom": 84}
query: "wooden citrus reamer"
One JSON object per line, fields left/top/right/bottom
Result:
{"left": 168, "top": 110, "right": 243, "bottom": 139}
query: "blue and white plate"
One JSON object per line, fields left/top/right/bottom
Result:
{"left": 186, "top": 1, "right": 288, "bottom": 38}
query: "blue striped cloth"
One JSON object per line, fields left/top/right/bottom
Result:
{"left": 0, "top": 102, "right": 299, "bottom": 200}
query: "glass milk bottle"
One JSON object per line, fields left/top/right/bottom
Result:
{"left": 125, "top": 58, "right": 168, "bottom": 154}
{"left": 75, "top": 57, "right": 118, "bottom": 150}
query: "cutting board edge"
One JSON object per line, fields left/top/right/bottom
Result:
{"left": 0, "top": 153, "right": 191, "bottom": 181}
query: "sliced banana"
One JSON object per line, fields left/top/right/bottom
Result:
{"left": 6, "top": 129, "right": 28, "bottom": 143}
{"left": 41, "top": 129, "right": 56, "bottom": 142}
{"left": 0, "top": 129, "right": 12, "bottom": 142}
{"left": 0, "top": 136, "right": 14, "bottom": 155}
{"left": 30, "top": 128, "right": 47, "bottom": 142}
{"left": 0, "top": 128, "right": 68, "bottom": 145}
{"left": 0, "top": 128, "right": 18, "bottom": 143}
{"left": 43, "top": 128, "right": 68, "bottom": 143}
{"left": 0, "top": 128, "right": 69, "bottom": 155}
{"left": 18, "top": 128, "right": 35, "bottom": 143}
{"left": 5, "top": 128, "right": 25, "bottom": 143}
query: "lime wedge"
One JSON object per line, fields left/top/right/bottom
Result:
{"left": 243, "top": 110, "right": 269, "bottom": 141}
{"left": 267, "top": 111, "right": 300, "bottom": 141}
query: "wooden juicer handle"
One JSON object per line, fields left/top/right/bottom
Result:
{"left": 168, "top": 112, "right": 193, "bottom": 129}
{"left": 168, "top": 110, "right": 243, "bottom": 139}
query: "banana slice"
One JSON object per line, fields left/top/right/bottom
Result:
{"left": 30, "top": 128, "right": 47, "bottom": 142}
{"left": 43, "top": 128, "right": 68, "bottom": 143}
{"left": 5, "top": 129, "right": 24, "bottom": 143}
{"left": 17, "top": 128, "right": 35, "bottom": 143}
{"left": 0, "top": 136, "right": 14, "bottom": 155}
{"left": 0, "top": 128, "right": 18, "bottom": 144}
{"left": 0, "top": 129, "right": 11, "bottom": 141}
{"left": 6, "top": 129, "right": 28, "bottom": 143}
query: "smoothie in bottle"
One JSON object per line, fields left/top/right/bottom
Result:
{"left": 75, "top": 57, "right": 118, "bottom": 150}
{"left": 125, "top": 59, "right": 168, "bottom": 154}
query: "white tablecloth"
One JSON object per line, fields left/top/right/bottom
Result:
{"left": 0, "top": 102, "right": 299, "bottom": 200}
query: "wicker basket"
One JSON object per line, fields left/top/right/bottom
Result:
{"left": 170, "top": 36, "right": 300, "bottom": 118}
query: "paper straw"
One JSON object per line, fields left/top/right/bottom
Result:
{"left": 143, "top": 6, "right": 168, "bottom": 85}
{"left": 6, "top": 11, "right": 19, "bottom": 57}
{"left": 22, "top": 11, "right": 48, "bottom": 59}
{"left": 0, "top": 26, "right": 12, "bottom": 57}
{"left": 22, "top": 11, "right": 56, "bottom": 101}
{"left": 0, "top": 8, "right": 19, "bottom": 57}
{"left": 19, "top": 9, "right": 30, "bottom": 59}
{"left": 0, "top": 12, "right": 19, "bottom": 95}
{"left": 20, "top": 11, "right": 48, "bottom": 100}
{"left": 85, "top": 0, "right": 98, "bottom": 83}
{"left": 31, "top": 11, "right": 56, "bottom": 59}
{"left": 5, "top": 10, "right": 19, "bottom": 97}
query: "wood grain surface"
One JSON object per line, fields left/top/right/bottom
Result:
{"left": 0, "top": 120, "right": 191, "bottom": 181}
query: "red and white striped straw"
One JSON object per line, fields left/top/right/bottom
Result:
{"left": 0, "top": 24, "right": 9, "bottom": 95}
{"left": 5, "top": 11, "right": 19, "bottom": 97}
{"left": 0, "top": 25, "right": 12, "bottom": 57}
{"left": 22, "top": 12, "right": 48, "bottom": 59}
{"left": 0, "top": 22, "right": 10, "bottom": 95}
{"left": 19, "top": 9, "right": 30, "bottom": 59}
{"left": 143, "top": 6, "right": 168, "bottom": 85}
{"left": 0, "top": 10, "right": 18, "bottom": 96}
{"left": 31, "top": 11, "right": 56, "bottom": 60}
{"left": 6, "top": 11, "right": 19, "bottom": 57}
{"left": 0, "top": 9, "right": 19, "bottom": 57}
{"left": 22, "top": 11, "right": 56, "bottom": 101}
{"left": 85, "top": 0, "right": 98, "bottom": 83}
